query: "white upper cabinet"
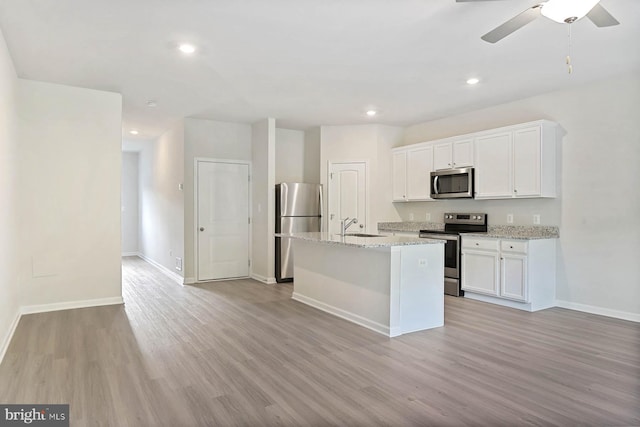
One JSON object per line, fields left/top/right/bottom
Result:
{"left": 433, "top": 138, "right": 473, "bottom": 170}
{"left": 474, "top": 132, "right": 513, "bottom": 199}
{"left": 475, "top": 121, "right": 560, "bottom": 199}
{"left": 406, "top": 146, "right": 433, "bottom": 200}
{"left": 390, "top": 120, "right": 562, "bottom": 202}
{"left": 392, "top": 145, "right": 434, "bottom": 202}
{"left": 392, "top": 151, "right": 407, "bottom": 202}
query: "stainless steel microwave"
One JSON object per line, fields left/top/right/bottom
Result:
{"left": 430, "top": 167, "right": 474, "bottom": 199}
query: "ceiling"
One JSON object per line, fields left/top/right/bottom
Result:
{"left": 0, "top": 0, "right": 638, "bottom": 139}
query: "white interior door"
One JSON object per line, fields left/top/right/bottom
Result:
{"left": 197, "top": 161, "right": 250, "bottom": 281}
{"left": 328, "top": 162, "right": 367, "bottom": 235}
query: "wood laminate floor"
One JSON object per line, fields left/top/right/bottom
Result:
{"left": 1, "top": 256, "right": 639, "bottom": 426}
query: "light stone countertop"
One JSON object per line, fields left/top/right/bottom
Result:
{"left": 377, "top": 222, "right": 559, "bottom": 240}
{"left": 276, "top": 232, "right": 445, "bottom": 248}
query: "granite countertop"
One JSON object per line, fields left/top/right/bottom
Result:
{"left": 377, "top": 221, "right": 444, "bottom": 232}
{"left": 276, "top": 232, "right": 445, "bottom": 248}
{"left": 377, "top": 222, "right": 559, "bottom": 240}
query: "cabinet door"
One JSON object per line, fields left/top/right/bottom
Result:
{"left": 474, "top": 132, "right": 512, "bottom": 199}
{"left": 500, "top": 254, "right": 528, "bottom": 302}
{"left": 433, "top": 142, "right": 452, "bottom": 170}
{"left": 513, "top": 126, "right": 541, "bottom": 197}
{"left": 452, "top": 139, "right": 473, "bottom": 168}
{"left": 461, "top": 250, "right": 499, "bottom": 296}
{"left": 392, "top": 151, "right": 407, "bottom": 201}
{"left": 406, "top": 146, "right": 433, "bottom": 200}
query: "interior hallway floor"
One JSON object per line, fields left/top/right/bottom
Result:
{"left": 0, "top": 256, "right": 639, "bottom": 426}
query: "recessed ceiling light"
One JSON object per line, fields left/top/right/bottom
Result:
{"left": 178, "top": 44, "right": 196, "bottom": 54}
{"left": 146, "top": 100, "right": 158, "bottom": 108}
{"left": 466, "top": 78, "right": 480, "bottom": 85}
{"left": 129, "top": 130, "right": 139, "bottom": 135}
{"left": 366, "top": 110, "right": 377, "bottom": 117}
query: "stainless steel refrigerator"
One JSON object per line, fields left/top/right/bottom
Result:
{"left": 275, "top": 183, "right": 322, "bottom": 283}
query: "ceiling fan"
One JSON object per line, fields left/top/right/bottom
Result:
{"left": 458, "top": 0, "right": 620, "bottom": 43}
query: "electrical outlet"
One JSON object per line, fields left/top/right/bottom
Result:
{"left": 533, "top": 214, "right": 541, "bottom": 225}
{"left": 175, "top": 257, "right": 182, "bottom": 271}
{"left": 507, "top": 214, "right": 514, "bottom": 224}
{"left": 418, "top": 259, "right": 427, "bottom": 267}
{"left": 425, "top": 213, "right": 431, "bottom": 221}
{"left": 409, "top": 212, "right": 415, "bottom": 221}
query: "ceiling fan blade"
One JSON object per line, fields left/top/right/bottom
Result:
{"left": 586, "top": 3, "right": 619, "bottom": 27}
{"left": 481, "top": 5, "right": 542, "bottom": 43}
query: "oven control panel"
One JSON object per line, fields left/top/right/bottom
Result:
{"left": 444, "top": 213, "right": 487, "bottom": 225}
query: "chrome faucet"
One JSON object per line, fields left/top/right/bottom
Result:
{"left": 340, "top": 217, "right": 358, "bottom": 236}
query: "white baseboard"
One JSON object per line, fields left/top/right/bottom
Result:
{"left": 555, "top": 300, "right": 640, "bottom": 323}
{"left": 250, "top": 273, "right": 276, "bottom": 284}
{"left": 121, "top": 251, "right": 140, "bottom": 257}
{"left": 21, "top": 296, "right": 124, "bottom": 315}
{"left": 183, "top": 277, "right": 196, "bottom": 285}
{"left": 0, "top": 309, "right": 21, "bottom": 365}
{"left": 138, "top": 253, "right": 184, "bottom": 286}
{"left": 292, "top": 292, "right": 390, "bottom": 337}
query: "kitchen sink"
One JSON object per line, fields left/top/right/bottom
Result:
{"left": 339, "top": 233, "right": 384, "bottom": 238}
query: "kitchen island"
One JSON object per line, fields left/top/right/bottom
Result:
{"left": 276, "top": 232, "right": 444, "bottom": 337}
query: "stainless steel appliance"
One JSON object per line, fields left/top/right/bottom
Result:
{"left": 419, "top": 213, "right": 487, "bottom": 296}
{"left": 275, "top": 183, "right": 322, "bottom": 283}
{"left": 430, "top": 167, "right": 474, "bottom": 199}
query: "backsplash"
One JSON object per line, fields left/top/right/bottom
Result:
{"left": 392, "top": 197, "right": 560, "bottom": 226}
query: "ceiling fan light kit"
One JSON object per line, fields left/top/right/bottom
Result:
{"left": 461, "top": 0, "right": 620, "bottom": 44}
{"left": 540, "top": 0, "right": 600, "bottom": 24}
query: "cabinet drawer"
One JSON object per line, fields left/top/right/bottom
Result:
{"left": 462, "top": 238, "right": 499, "bottom": 251}
{"left": 500, "top": 240, "right": 528, "bottom": 254}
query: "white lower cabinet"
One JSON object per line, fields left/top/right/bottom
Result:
{"left": 461, "top": 236, "right": 556, "bottom": 311}
{"left": 461, "top": 250, "right": 499, "bottom": 296}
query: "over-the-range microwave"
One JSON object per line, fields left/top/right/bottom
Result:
{"left": 430, "top": 167, "right": 474, "bottom": 199}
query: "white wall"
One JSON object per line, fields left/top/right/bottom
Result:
{"left": 183, "top": 118, "right": 252, "bottom": 281}
{"left": 401, "top": 72, "right": 640, "bottom": 318}
{"left": 251, "top": 119, "right": 276, "bottom": 283}
{"left": 138, "top": 121, "right": 185, "bottom": 277}
{"left": 16, "top": 79, "right": 123, "bottom": 306}
{"left": 0, "top": 26, "right": 19, "bottom": 357}
{"left": 320, "top": 124, "right": 403, "bottom": 233}
{"left": 303, "top": 127, "right": 321, "bottom": 184}
{"left": 121, "top": 151, "right": 139, "bottom": 255}
{"left": 276, "top": 128, "right": 305, "bottom": 183}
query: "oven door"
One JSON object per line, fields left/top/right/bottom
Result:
{"left": 418, "top": 233, "right": 460, "bottom": 279}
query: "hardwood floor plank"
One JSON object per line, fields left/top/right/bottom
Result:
{"left": 0, "top": 255, "right": 638, "bottom": 426}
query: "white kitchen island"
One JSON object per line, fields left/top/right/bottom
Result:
{"left": 277, "top": 232, "right": 445, "bottom": 337}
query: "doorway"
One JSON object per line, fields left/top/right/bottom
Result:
{"left": 195, "top": 159, "right": 250, "bottom": 281}
{"left": 327, "top": 161, "right": 369, "bottom": 235}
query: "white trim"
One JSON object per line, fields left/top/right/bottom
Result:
{"left": 0, "top": 309, "right": 21, "bottom": 365}
{"left": 250, "top": 273, "right": 276, "bottom": 285}
{"left": 292, "top": 292, "right": 390, "bottom": 337}
{"left": 194, "top": 158, "right": 252, "bottom": 283}
{"left": 183, "top": 277, "right": 197, "bottom": 285}
{"left": 21, "top": 296, "right": 124, "bottom": 315}
{"left": 121, "top": 251, "right": 140, "bottom": 257}
{"left": 138, "top": 253, "right": 184, "bottom": 286}
{"left": 555, "top": 300, "right": 640, "bottom": 323}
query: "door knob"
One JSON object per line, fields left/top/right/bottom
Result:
{"left": 200, "top": 227, "right": 205, "bottom": 232}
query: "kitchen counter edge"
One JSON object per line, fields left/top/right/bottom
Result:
{"left": 377, "top": 222, "right": 559, "bottom": 240}
{"left": 276, "top": 232, "right": 445, "bottom": 248}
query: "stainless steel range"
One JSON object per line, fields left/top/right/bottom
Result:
{"left": 419, "top": 213, "right": 488, "bottom": 296}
